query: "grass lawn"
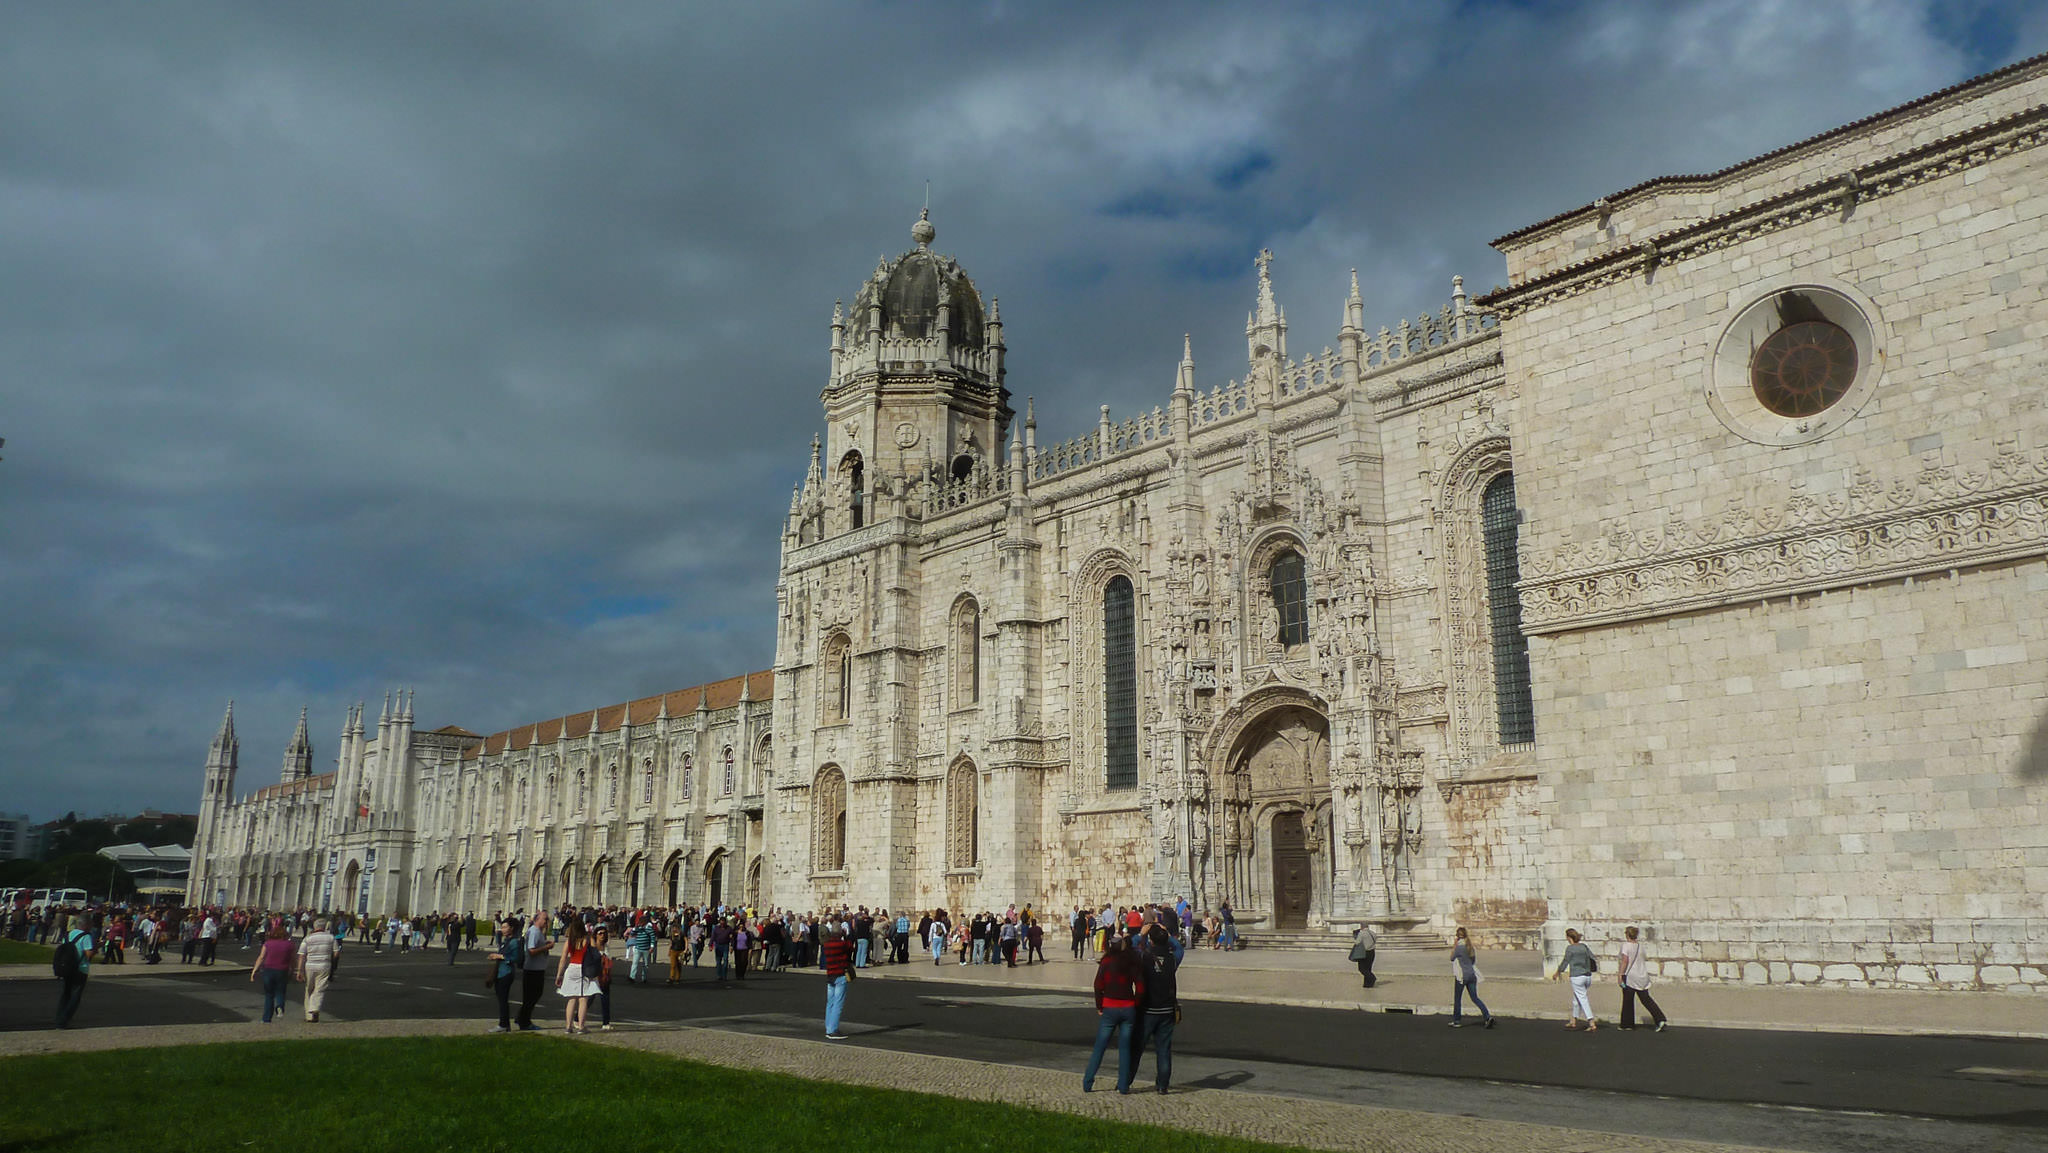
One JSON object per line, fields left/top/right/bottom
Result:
{"left": 0, "top": 1036, "right": 1309, "bottom": 1153}
{"left": 0, "top": 937, "right": 52, "bottom": 964}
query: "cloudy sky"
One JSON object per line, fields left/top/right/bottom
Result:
{"left": 3, "top": 1, "right": 2041, "bottom": 820}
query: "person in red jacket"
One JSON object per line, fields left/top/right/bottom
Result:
{"left": 1082, "top": 935, "right": 1145, "bottom": 1093}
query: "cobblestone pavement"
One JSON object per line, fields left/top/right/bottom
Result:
{"left": 0, "top": 1014, "right": 1788, "bottom": 1153}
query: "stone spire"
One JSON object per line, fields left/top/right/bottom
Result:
{"left": 1245, "top": 248, "right": 1288, "bottom": 363}
{"left": 210, "top": 700, "right": 239, "bottom": 764}
{"left": 281, "top": 706, "right": 313, "bottom": 783}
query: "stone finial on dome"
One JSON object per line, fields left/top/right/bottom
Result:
{"left": 911, "top": 208, "right": 935, "bottom": 248}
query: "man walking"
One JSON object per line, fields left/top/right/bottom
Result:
{"left": 298, "top": 918, "right": 340, "bottom": 1022}
{"left": 516, "top": 910, "right": 551, "bottom": 1030}
{"left": 53, "top": 914, "right": 95, "bottom": 1029}
{"left": 1350, "top": 923, "right": 1378, "bottom": 988}
{"left": 629, "top": 916, "right": 656, "bottom": 984}
{"left": 821, "top": 923, "right": 854, "bottom": 1039}
{"left": 199, "top": 911, "right": 218, "bottom": 965}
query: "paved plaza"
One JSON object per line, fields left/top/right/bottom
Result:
{"left": 5, "top": 942, "right": 2045, "bottom": 1153}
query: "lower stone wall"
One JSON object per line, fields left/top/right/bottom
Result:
{"left": 1543, "top": 917, "right": 2048, "bottom": 990}
{"left": 1042, "top": 805, "right": 1150, "bottom": 909}
{"left": 1534, "top": 559, "right": 2048, "bottom": 989}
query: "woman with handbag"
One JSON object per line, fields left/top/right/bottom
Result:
{"left": 1616, "top": 925, "right": 1669, "bottom": 1031}
{"left": 1447, "top": 926, "right": 1494, "bottom": 1028}
{"left": 554, "top": 919, "right": 598, "bottom": 1034}
{"left": 1551, "top": 927, "right": 1599, "bottom": 1030}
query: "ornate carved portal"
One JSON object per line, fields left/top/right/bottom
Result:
{"left": 1213, "top": 703, "right": 1330, "bottom": 929}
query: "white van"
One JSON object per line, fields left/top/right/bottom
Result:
{"left": 29, "top": 888, "right": 88, "bottom": 911}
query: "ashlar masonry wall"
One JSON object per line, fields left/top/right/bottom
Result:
{"left": 1492, "top": 60, "right": 2048, "bottom": 987}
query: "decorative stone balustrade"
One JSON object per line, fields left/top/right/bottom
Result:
{"left": 1359, "top": 305, "right": 1495, "bottom": 371}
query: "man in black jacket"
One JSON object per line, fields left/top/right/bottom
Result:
{"left": 1136, "top": 925, "right": 1181, "bottom": 1094}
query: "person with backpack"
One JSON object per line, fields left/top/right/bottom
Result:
{"left": 52, "top": 913, "right": 95, "bottom": 1029}
{"left": 554, "top": 918, "right": 598, "bottom": 1034}
{"left": 487, "top": 915, "right": 525, "bottom": 1032}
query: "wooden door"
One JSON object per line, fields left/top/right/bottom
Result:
{"left": 1271, "top": 811, "right": 1311, "bottom": 930}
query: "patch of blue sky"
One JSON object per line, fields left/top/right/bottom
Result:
{"left": 1211, "top": 149, "right": 1274, "bottom": 192}
{"left": 1102, "top": 188, "right": 1190, "bottom": 220}
{"left": 1928, "top": 1, "right": 2025, "bottom": 69}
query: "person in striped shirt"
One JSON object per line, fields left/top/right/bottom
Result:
{"left": 821, "top": 923, "right": 855, "bottom": 1039}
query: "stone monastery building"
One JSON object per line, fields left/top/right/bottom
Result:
{"left": 194, "top": 55, "right": 2048, "bottom": 988}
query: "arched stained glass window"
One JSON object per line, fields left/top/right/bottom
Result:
{"left": 1104, "top": 575, "right": 1138, "bottom": 790}
{"left": 1270, "top": 550, "right": 1308, "bottom": 647}
{"left": 1482, "top": 473, "right": 1534, "bottom": 745}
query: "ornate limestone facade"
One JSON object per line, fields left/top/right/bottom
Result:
{"left": 769, "top": 214, "right": 1542, "bottom": 946}
{"left": 197, "top": 54, "right": 2048, "bottom": 988}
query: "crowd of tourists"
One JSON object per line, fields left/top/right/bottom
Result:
{"left": 27, "top": 888, "right": 1672, "bottom": 1053}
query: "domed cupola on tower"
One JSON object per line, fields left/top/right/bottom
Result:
{"left": 850, "top": 212, "right": 987, "bottom": 350}
{"left": 808, "top": 209, "right": 1012, "bottom": 539}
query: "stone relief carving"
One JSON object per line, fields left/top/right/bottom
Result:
{"left": 1521, "top": 441, "right": 2048, "bottom": 631}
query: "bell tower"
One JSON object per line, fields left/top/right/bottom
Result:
{"left": 796, "top": 210, "right": 1010, "bottom": 542}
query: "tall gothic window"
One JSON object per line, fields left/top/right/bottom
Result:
{"left": 722, "top": 747, "right": 735, "bottom": 794}
{"left": 946, "top": 759, "right": 977, "bottom": 869}
{"left": 813, "top": 765, "right": 848, "bottom": 871}
{"left": 574, "top": 768, "right": 585, "bottom": 813}
{"left": 680, "top": 753, "right": 693, "bottom": 800}
{"left": 952, "top": 597, "right": 981, "bottom": 706}
{"left": 1104, "top": 575, "right": 1138, "bottom": 790}
{"left": 606, "top": 764, "right": 618, "bottom": 810}
{"left": 1270, "top": 550, "right": 1308, "bottom": 647}
{"left": 642, "top": 760, "right": 655, "bottom": 805}
{"left": 822, "top": 633, "right": 852, "bottom": 723}
{"left": 1482, "top": 473, "right": 1535, "bottom": 745}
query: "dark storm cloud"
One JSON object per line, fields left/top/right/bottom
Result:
{"left": 0, "top": 1, "right": 2032, "bottom": 817}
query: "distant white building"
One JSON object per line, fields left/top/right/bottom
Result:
{"left": 0, "top": 813, "right": 44, "bottom": 861}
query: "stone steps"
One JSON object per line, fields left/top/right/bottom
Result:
{"left": 1231, "top": 928, "right": 1448, "bottom": 953}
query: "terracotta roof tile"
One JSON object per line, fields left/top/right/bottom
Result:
{"left": 460, "top": 670, "right": 774, "bottom": 760}
{"left": 249, "top": 771, "right": 338, "bottom": 802}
